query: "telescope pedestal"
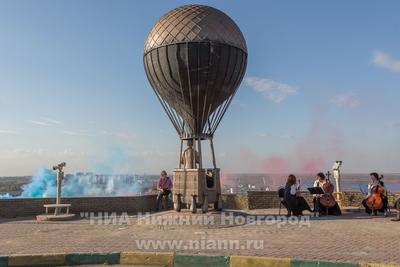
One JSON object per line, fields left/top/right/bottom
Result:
{"left": 332, "top": 161, "right": 345, "bottom": 207}
{"left": 333, "top": 192, "right": 346, "bottom": 207}
{"left": 173, "top": 168, "right": 222, "bottom": 213}
{"left": 36, "top": 162, "right": 76, "bottom": 221}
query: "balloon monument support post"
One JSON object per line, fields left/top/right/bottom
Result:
{"left": 143, "top": 4, "right": 247, "bottom": 213}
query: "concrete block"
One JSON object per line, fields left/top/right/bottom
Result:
{"left": 8, "top": 253, "right": 65, "bottom": 266}
{"left": 174, "top": 254, "right": 229, "bottom": 267}
{"left": 360, "top": 263, "right": 398, "bottom": 267}
{"left": 230, "top": 256, "right": 290, "bottom": 267}
{"left": 120, "top": 251, "right": 173, "bottom": 266}
{"left": 0, "top": 256, "right": 8, "bottom": 267}
{"left": 65, "top": 252, "right": 119, "bottom": 265}
{"left": 291, "top": 259, "right": 359, "bottom": 267}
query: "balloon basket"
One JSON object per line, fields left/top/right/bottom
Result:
{"left": 172, "top": 168, "right": 222, "bottom": 213}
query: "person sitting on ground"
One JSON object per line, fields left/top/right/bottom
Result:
{"left": 155, "top": 170, "right": 172, "bottom": 211}
{"left": 313, "top": 172, "right": 342, "bottom": 216}
{"left": 283, "top": 174, "right": 312, "bottom": 216}
{"left": 392, "top": 198, "right": 400, "bottom": 222}
{"left": 361, "top": 172, "right": 388, "bottom": 216}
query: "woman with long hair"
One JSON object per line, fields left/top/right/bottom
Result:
{"left": 362, "top": 172, "right": 388, "bottom": 216}
{"left": 283, "top": 174, "right": 312, "bottom": 216}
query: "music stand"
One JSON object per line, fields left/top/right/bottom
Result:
{"left": 307, "top": 187, "right": 325, "bottom": 216}
{"left": 307, "top": 187, "right": 324, "bottom": 195}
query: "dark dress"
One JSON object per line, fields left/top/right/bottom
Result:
{"left": 315, "top": 198, "right": 342, "bottom": 216}
{"left": 312, "top": 181, "right": 342, "bottom": 216}
{"left": 283, "top": 184, "right": 311, "bottom": 216}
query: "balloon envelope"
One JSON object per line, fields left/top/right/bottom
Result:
{"left": 144, "top": 4, "right": 247, "bottom": 137}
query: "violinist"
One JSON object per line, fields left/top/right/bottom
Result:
{"left": 362, "top": 172, "right": 388, "bottom": 216}
{"left": 313, "top": 172, "right": 341, "bottom": 216}
{"left": 283, "top": 174, "right": 312, "bottom": 216}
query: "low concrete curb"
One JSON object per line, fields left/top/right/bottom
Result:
{"left": 291, "top": 259, "right": 359, "bottom": 267}
{"left": 65, "top": 252, "right": 120, "bottom": 265}
{"left": 1, "top": 252, "right": 398, "bottom": 266}
{"left": 0, "top": 256, "right": 8, "bottom": 267}
{"left": 174, "top": 254, "right": 230, "bottom": 267}
{"left": 230, "top": 255, "right": 291, "bottom": 267}
{"left": 8, "top": 253, "right": 65, "bottom": 266}
{"left": 120, "top": 251, "right": 174, "bottom": 266}
{"left": 359, "top": 264, "right": 399, "bottom": 267}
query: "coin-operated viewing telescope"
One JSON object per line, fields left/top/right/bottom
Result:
{"left": 332, "top": 161, "right": 345, "bottom": 207}
{"left": 53, "top": 162, "right": 66, "bottom": 171}
{"left": 143, "top": 4, "right": 248, "bottom": 212}
{"left": 332, "top": 161, "right": 343, "bottom": 193}
{"left": 53, "top": 162, "right": 66, "bottom": 215}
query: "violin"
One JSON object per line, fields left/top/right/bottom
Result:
{"left": 320, "top": 180, "right": 336, "bottom": 208}
{"left": 366, "top": 184, "right": 385, "bottom": 210}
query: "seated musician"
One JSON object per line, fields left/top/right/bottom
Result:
{"left": 392, "top": 198, "right": 400, "bottom": 222}
{"left": 362, "top": 172, "right": 388, "bottom": 216}
{"left": 313, "top": 172, "right": 341, "bottom": 216}
{"left": 283, "top": 174, "right": 312, "bottom": 216}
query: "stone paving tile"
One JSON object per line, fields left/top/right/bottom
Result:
{"left": 0, "top": 209, "right": 399, "bottom": 265}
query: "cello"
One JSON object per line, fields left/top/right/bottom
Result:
{"left": 320, "top": 180, "right": 336, "bottom": 208}
{"left": 366, "top": 183, "right": 385, "bottom": 211}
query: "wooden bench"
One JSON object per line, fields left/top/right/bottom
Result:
{"left": 44, "top": 204, "right": 71, "bottom": 215}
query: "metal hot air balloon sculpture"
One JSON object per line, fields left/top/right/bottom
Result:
{"left": 144, "top": 4, "right": 247, "bottom": 213}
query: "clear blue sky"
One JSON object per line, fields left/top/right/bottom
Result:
{"left": 0, "top": 0, "right": 399, "bottom": 176}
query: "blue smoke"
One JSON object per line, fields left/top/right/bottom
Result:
{"left": 1, "top": 166, "right": 143, "bottom": 198}
{"left": 1, "top": 146, "right": 144, "bottom": 198}
{"left": 0, "top": 167, "right": 56, "bottom": 198}
{"left": 0, "top": 193, "right": 12, "bottom": 199}
{"left": 21, "top": 167, "right": 57, "bottom": 197}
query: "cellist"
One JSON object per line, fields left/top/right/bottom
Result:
{"left": 361, "top": 172, "right": 388, "bottom": 216}
{"left": 313, "top": 172, "right": 342, "bottom": 216}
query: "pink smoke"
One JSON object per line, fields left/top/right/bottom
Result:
{"left": 233, "top": 106, "right": 346, "bottom": 175}
{"left": 262, "top": 156, "right": 288, "bottom": 173}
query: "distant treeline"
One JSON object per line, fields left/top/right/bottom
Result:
{"left": 0, "top": 177, "right": 32, "bottom": 196}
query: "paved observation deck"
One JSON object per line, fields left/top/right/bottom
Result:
{"left": 0, "top": 208, "right": 399, "bottom": 266}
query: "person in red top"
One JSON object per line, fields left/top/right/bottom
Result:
{"left": 155, "top": 170, "right": 172, "bottom": 211}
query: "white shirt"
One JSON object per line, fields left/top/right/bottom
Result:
{"left": 290, "top": 184, "right": 298, "bottom": 195}
{"left": 313, "top": 180, "right": 322, "bottom": 197}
